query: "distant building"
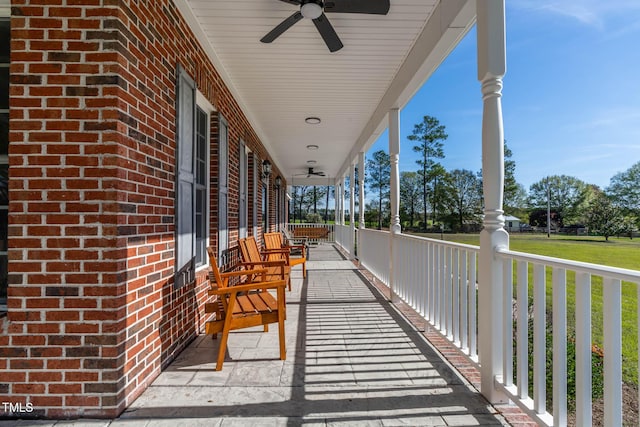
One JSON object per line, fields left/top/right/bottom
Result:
{"left": 504, "top": 215, "right": 521, "bottom": 232}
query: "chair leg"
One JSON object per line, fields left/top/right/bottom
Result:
{"left": 278, "top": 316, "right": 286, "bottom": 361}
{"left": 303, "top": 263, "right": 306, "bottom": 278}
{"left": 216, "top": 329, "right": 230, "bottom": 371}
{"left": 263, "top": 324, "right": 269, "bottom": 332}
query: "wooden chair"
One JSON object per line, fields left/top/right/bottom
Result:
{"left": 205, "top": 247, "right": 286, "bottom": 371}
{"left": 281, "top": 226, "right": 309, "bottom": 253}
{"left": 264, "top": 231, "right": 307, "bottom": 279}
{"left": 239, "top": 236, "right": 292, "bottom": 290}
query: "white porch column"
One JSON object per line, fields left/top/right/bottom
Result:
{"left": 477, "top": 0, "right": 509, "bottom": 404}
{"left": 340, "top": 175, "right": 346, "bottom": 225}
{"left": 388, "top": 108, "right": 401, "bottom": 302}
{"left": 389, "top": 108, "right": 401, "bottom": 235}
{"left": 334, "top": 180, "right": 340, "bottom": 225}
{"left": 358, "top": 152, "right": 365, "bottom": 229}
{"left": 349, "top": 163, "right": 356, "bottom": 258}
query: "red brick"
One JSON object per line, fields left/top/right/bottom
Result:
{"left": 29, "top": 372, "right": 62, "bottom": 382}
{"left": 45, "top": 311, "right": 80, "bottom": 322}
{"left": 47, "top": 359, "right": 81, "bottom": 370}
{"left": 14, "top": 383, "right": 46, "bottom": 394}
{"left": 12, "top": 335, "right": 46, "bottom": 346}
{"left": 49, "top": 384, "right": 82, "bottom": 394}
{"left": 30, "top": 396, "right": 63, "bottom": 407}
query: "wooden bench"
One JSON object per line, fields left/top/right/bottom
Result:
{"left": 204, "top": 246, "right": 287, "bottom": 371}
{"left": 264, "top": 232, "right": 307, "bottom": 279}
{"left": 239, "top": 236, "right": 292, "bottom": 290}
{"left": 292, "top": 226, "right": 330, "bottom": 240}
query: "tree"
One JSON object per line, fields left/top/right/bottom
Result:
{"left": 290, "top": 186, "right": 309, "bottom": 222}
{"left": 443, "top": 169, "right": 483, "bottom": 231}
{"left": 429, "top": 163, "right": 449, "bottom": 225}
{"left": 503, "top": 142, "right": 527, "bottom": 209}
{"left": 309, "top": 186, "right": 327, "bottom": 215}
{"left": 478, "top": 141, "right": 527, "bottom": 211}
{"left": 399, "top": 171, "right": 422, "bottom": 229}
{"left": 585, "top": 193, "right": 628, "bottom": 241}
{"left": 366, "top": 150, "right": 390, "bottom": 229}
{"left": 528, "top": 175, "right": 589, "bottom": 227}
{"left": 407, "top": 115, "right": 447, "bottom": 230}
{"left": 607, "top": 161, "right": 640, "bottom": 226}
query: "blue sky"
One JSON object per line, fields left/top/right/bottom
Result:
{"left": 368, "top": 0, "right": 640, "bottom": 191}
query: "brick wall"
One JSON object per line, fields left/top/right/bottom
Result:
{"left": 1, "top": 0, "right": 284, "bottom": 418}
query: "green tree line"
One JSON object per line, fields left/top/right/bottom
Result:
{"left": 290, "top": 115, "right": 640, "bottom": 239}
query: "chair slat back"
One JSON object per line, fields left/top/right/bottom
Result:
{"left": 280, "top": 226, "right": 295, "bottom": 245}
{"left": 264, "top": 232, "right": 283, "bottom": 250}
{"left": 244, "top": 236, "right": 263, "bottom": 263}
{"left": 238, "top": 238, "right": 250, "bottom": 263}
{"left": 264, "top": 232, "right": 286, "bottom": 262}
{"left": 206, "top": 246, "right": 226, "bottom": 289}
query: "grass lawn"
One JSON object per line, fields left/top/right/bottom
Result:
{"left": 412, "top": 232, "right": 640, "bottom": 385}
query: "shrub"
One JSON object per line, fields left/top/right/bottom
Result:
{"left": 306, "top": 212, "right": 323, "bottom": 223}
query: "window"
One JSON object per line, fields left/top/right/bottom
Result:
{"left": 252, "top": 154, "right": 258, "bottom": 236}
{"left": 238, "top": 141, "right": 248, "bottom": 239}
{"left": 218, "top": 116, "right": 229, "bottom": 262}
{"left": 194, "top": 106, "right": 210, "bottom": 267}
{"left": 0, "top": 17, "right": 9, "bottom": 312}
{"left": 175, "top": 66, "right": 211, "bottom": 287}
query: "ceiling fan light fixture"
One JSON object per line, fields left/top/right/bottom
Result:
{"left": 305, "top": 116, "right": 321, "bottom": 124}
{"left": 301, "top": 3, "right": 322, "bottom": 19}
{"left": 306, "top": 144, "right": 319, "bottom": 150}
{"left": 307, "top": 160, "right": 317, "bottom": 165}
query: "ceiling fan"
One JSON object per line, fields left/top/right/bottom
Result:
{"left": 295, "top": 167, "right": 326, "bottom": 177}
{"left": 261, "top": 0, "right": 391, "bottom": 52}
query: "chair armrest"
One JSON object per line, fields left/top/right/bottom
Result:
{"left": 220, "top": 268, "right": 267, "bottom": 278}
{"left": 241, "top": 260, "right": 286, "bottom": 267}
{"left": 209, "top": 279, "right": 287, "bottom": 296}
{"left": 263, "top": 248, "right": 289, "bottom": 254}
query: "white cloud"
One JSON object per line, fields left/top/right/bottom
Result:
{"left": 566, "top": 107, "right": 640, "bottom": 131}
{"left": 511, "top": 0, "right": 640, "bottom": 30}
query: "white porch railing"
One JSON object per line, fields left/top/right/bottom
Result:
{"left": 334, "top": 224, "right": 354, "bottom": 257}
{"left": 393, "top": 233, "right": 479, "bottom": 363}
{"left": 358, "top": 229, "right": 390, "bottom": 287}
{"left": 495, "top": 248, "right": 640, "bottom": 426}
{"left": 357, "top": 229, "right": 640, "bottom": 426}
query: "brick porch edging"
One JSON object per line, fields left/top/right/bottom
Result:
{"left": 341, "top": 252, "right": 538, "bottom": 427}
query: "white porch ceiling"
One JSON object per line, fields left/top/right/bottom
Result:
{"left": 176, "top": 0, "right": 476, "bottom": 185}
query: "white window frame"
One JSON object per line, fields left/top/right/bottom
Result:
{"left": 218, "top": 115, "right": 229, "bottom": 263}
{"left": 195, "top": 92, "right": 213, "bottom": 271}
{"left": 252, "top": 154, "right": 258, "bottom": 237}
{"left": 238, "top": 141, "right": 249, "bottom": 239}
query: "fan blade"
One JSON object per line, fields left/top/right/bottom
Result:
{"left": 261, "top": 11, "right": 303, "bottom": 43}
{"left": 312, "top": 14, "right": 343, "bottom": 52}
{"left": 278, "top": 0, "right": 301, "bottom": 5}
{"left": 324, "top": 0, "right": 390, "bottom": 15}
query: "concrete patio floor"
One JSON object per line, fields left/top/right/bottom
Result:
{"left": 1, "top": 244, "right": 517, "bottom": 427}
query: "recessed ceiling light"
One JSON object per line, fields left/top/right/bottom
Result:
{"left": 307, "top": 160, "right": 317, "bottom": 165}
{"left": 305, "top": 117, "right": 321, "bottom": 125}
{"left": 306, "top": 144, "right": 319, "bottom": 150}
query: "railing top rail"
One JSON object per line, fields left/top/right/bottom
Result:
{"left": 396, "top": 232, "right": 480, "bottom": 251}
{"left": 359, "top": 228, "right": 390, "bottom": 236}
{"left": 287, "top": 223, "right": 334, "bottom": 228}
{"left": 496, "top": 247, "right": 640, "bottom": 283}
